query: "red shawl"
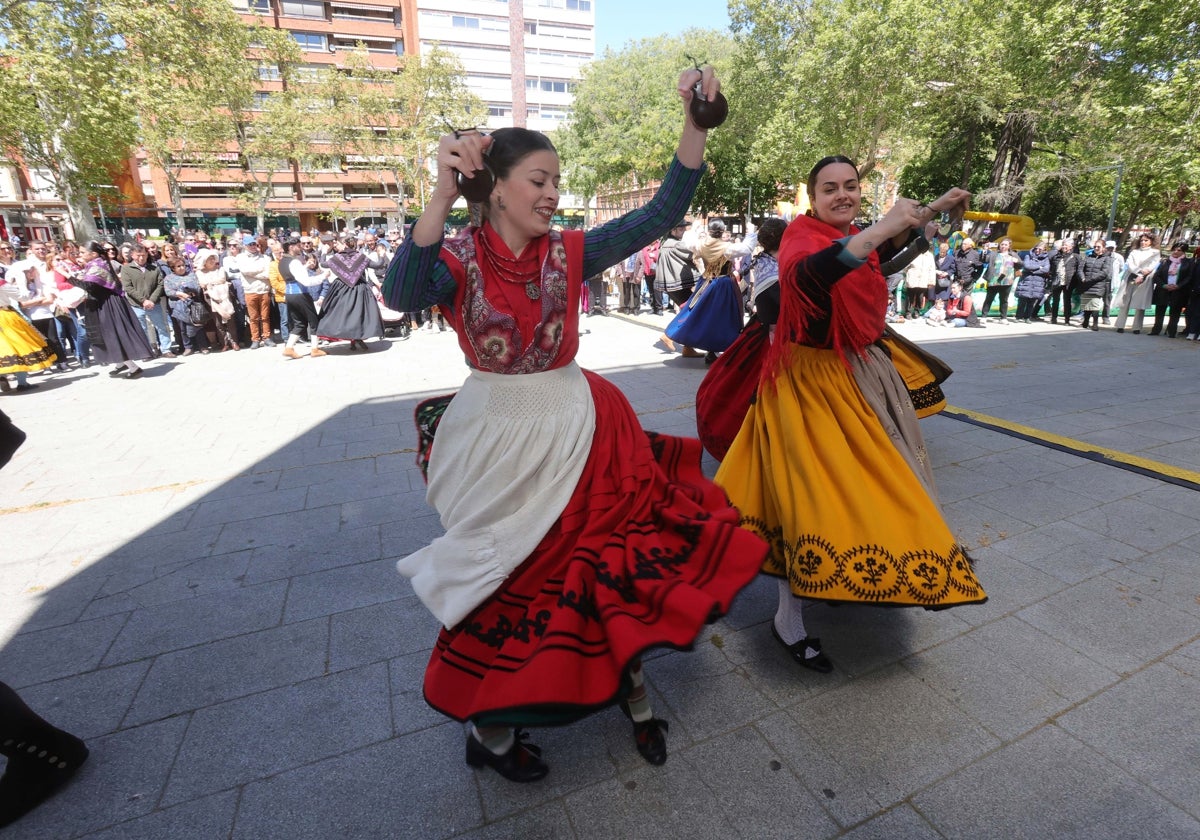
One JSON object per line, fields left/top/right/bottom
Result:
{"left": 764, "top": 213, "right": 887, "bottom": 379}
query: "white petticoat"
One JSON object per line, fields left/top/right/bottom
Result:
{"left": 396, "top": 362, "right": 596, "bottom": 628}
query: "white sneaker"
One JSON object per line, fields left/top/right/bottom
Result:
{"left": 1187, "top": 334, "right": 1198, "bottom": 341}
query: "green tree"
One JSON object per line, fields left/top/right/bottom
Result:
{"left": 321, "top": 46, "right": 482, "bottom": 227}
{"left": 0, "top": 1, "right": 138, "bottom": 241}
{"left": 557, "top": 30, "right": 771, "bottom": 219}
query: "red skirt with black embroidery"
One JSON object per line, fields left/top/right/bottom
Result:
{"left": 422, "top": 369, "right": 767, "bottom": 727}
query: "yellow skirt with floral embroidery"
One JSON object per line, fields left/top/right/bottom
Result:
{"left": 0, "top": 309, "right": 56, "bottom": 374}
{"left": 716, "top": 342, "right": 985, "bottom": 608}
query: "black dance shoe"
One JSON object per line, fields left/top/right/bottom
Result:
{"left": 0, "top": 730, "right": 89, "bottom": 828}
{"left": 771, "top": 624, "right": 834, "bottom": 673}
{"left": 619, "top": 701, "right": 669, "bottom": 766}
{"left": 464, "top": 729, "right": 548, "bottom": 783}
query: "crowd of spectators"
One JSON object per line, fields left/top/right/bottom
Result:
{"left": 0, "top": 226, "right": 449, "bottom": 392}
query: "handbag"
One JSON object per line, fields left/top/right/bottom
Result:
{"left": 55, "top": 286, "right": 88, "bottom": 309}
{"left": 186, "top": 298, "right": 211, "bottom": 327}
{"left": 664, "top": 275, "right": 743, "bottom": 351}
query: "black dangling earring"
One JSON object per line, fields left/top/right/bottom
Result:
{"left": 496, "top": 195, "right": 506, "bottom": 211}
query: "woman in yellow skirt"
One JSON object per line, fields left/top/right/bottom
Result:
{"left": 716, "top": 156, "right": 986, "bottom": 673}
{"left": 1, "top": 270, "right": 57, "bottom": 392}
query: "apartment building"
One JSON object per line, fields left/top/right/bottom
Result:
{"left": 415, "top": 0, "right": 594, "bottom": 133}
{"left": 131, "top": 0, "right": 593, "bottom": 234}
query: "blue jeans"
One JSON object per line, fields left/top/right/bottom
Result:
{"left": 129, "top": 303, "right": 173, "bottom": 353}
{"left": 276, "top": 300, "right": 289, "bottom": 341}
{"left": 54, "top": 309, "right": 91, "bottom": 362}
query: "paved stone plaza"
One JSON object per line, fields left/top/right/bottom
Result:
{"left": 2, "top": 312, "right": 1199, "bottom": 839}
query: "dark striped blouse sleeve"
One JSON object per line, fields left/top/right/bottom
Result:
{"left": 581, "top": 155, "right": 705, "bottom": 278}
{"left": 382, "top": 234, "right": 457, "bottom": 312}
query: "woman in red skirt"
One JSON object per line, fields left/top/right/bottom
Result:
{"left": 384, "top": 67, "right": 765, "bottom": 783}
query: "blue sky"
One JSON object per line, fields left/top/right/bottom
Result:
{"left": 593, "top": 0, "right": 733, "bottom": 55}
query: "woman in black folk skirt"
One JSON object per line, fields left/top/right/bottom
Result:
{"left": 77, "top": 241, "right": 152, "bottom": 379}
{"left": 317, "top": 239, "right": 385, "bottom": 352}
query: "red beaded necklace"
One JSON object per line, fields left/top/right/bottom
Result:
{"left": 478, "top": 225, "right": 542, "bottom": 300}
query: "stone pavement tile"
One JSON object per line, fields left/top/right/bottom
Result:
{"left": 1032, "top": 456, "right": 1161, "bottom": 501}
{"left": 101, "top": 581, "right": 287, "bottom": 666}
{"left": 563, "top": 759, "right": 741, "bottom": 840}
{"left": 1059, "top": 663, "right": 1200, "bottom": 817}
{"left": 339, "top": 487, "right": 430, "bottom": 530}
{"left": 838, "top": 805, "right": 943, "bottom": 840}
{"left": 678, "top": 727, "right": 841, "bottom": 839}
{"left": 2, "top": 716, "right": 189, "bottom": 840}
{"left": 317, "top": 420, "right": 402, "bottom": 447}
{"left": 899, "top": 620, "right": 1108, "bottom": 741}
{"left": 1029, "top": 410, "right": 1126, "bottom": 437}
{"left": 255, "top": 441, "right": 348, "bottom": 472}
{"left": 932, "top": 424, "right": 1028, "bottom": 457}
{"left": 123, "top": 618, "right": 330, "bottom": 726}
{"left": 1, "top": 569, "right": 108, "bottom": 632}
{"left": 1134, "top": 483, "right": 1200, "bottom": 519}
{"left": 16, "top": 661, "right": 149, "bottom": 741}
{"left": 387, "top": 649, "right": 451, "bottom": 735}
{"left": 950, "top": 549, "right": 1068, "bottom": 627}
{"left": 283, "top": 557, "right": 409, "bottom": 623}
{"left": 911, "top": 725, "right": 1199, "bottom": 839}
{"left": 1111, "top": 543, "right": 1200, "bottom": 618}
{"left": 1070, "top": 494, "right": 1200, "bottom": 554}
{"left": 970, "top": 478, "right": 1102, "bottom": 528}
{"left": 194, "top": 471, "right": 282, "bottom": 503}
{"left": 0, "top": 614, "right": 127, "bottom": 689}
{"left": 1017, "top": 574, "right": 1198, "bottom": 676}
{"left": 940, "top": 497, "right": 1036, "bottom": 551}
{"left": 108, "top": 549, "right": 254, "bottom": 608}
{"left": 706, "top": 623, "right": 832, "bottom": 709}
{"left": 231, "top": 723, "right": 479, "bottom": 840}
{"left": 450, "top": 801, "right": 576, "bottom": 840}
{"left": 331, "top": 597, "right": 437, "bottom": 671}
{"left": 798, "top": 603, "right": 974, "bottom": 679}
{"left": 786, "top": 666, "right": 1000, "bottom": 808}
{"left": 207, "top": 503, "right": 341, "bottom": 556}
{"left": 987, "top": 521, "right": 1142, "bottom": 585}
{"left": 644, "top": 638, "right": 777, "bottom": 742}
{"left": 187, "top": 485, "right": 309, "bottom": 528}
{"left": 279, "top": 455, "right": 379, "bottom": 489}
{"left": 344, "top": 439, "right": 408, "bottom": 459}
{"left": 968, "top": 614, "right": 1117, "bottom": 701}
{"left": 947, "top": 445, "right": 1079, "bottom": 485}
{"left": 162, "top": 662, "right": 393, "bottom": 806}
{"left": 1074, "top": 426, "right": 1184, "bottom": 456}
{"left": 1141, "top": 440, "right": 1200, "bottom": 471}
{"left": 304, "top": 473, "right": 400, "bottom": 509}
{"left": 242, "top": 523, "right": 382, "bottom": 585}
{"left": 76, "top": 791, "right": 237, "bottom": 840}
{"left": 381, "top": 512, "right": 445, "bottom": 560}
{"left": 1108, "top": 417, "right": 1199, "bottom": 444}
{"left": 97, "top": 523, "right": 225, "bottom": 572}
{"left": 919, "top": 462, "right": 1012, "bottom": 503}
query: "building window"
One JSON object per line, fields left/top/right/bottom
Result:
{"left": 330, "top": 3, "right": 394, "bottom": 23}
{"left": 487, "top": 105, "right": 510, "bottom": 117}
{"left": 251, "top": 91, "right": 272, "bottom": 110}
{"left": 451, "top": 15, "right": 479, "bottom": 28}
{"left": 256, "top": 63, "right": 281, "bottom": 81}
{"left": 281, "top": 0, "right": 326, "bottom": 19}
{"left": 566, "top": 0, "right": 590, "bottom": 9}
{"left": 291, "top": 31, "right": 328, "bottom": 51}
{"left": 524, "top": 21, "right": 536, "bottom": 34}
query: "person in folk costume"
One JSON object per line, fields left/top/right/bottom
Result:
{"left": 382, "top": 66, "right": 766, "bottom": 783}
{"left": 317, "top": 236, "right": 386, "bottom": 352}
{"left": 715, "top": 156, "right": 987, "bottom": 674}
{"left": 0, "top": 268, "right": 58, "bottom": 392}
{"left": 74, "top": 241, "right": 153, "bottom": 379}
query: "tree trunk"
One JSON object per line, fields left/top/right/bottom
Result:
{"left": 984, "top": 111, "right": 1036, "bottom": 215}
{"left": 61, "top": 179, "right": 98, "bottom": 243}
